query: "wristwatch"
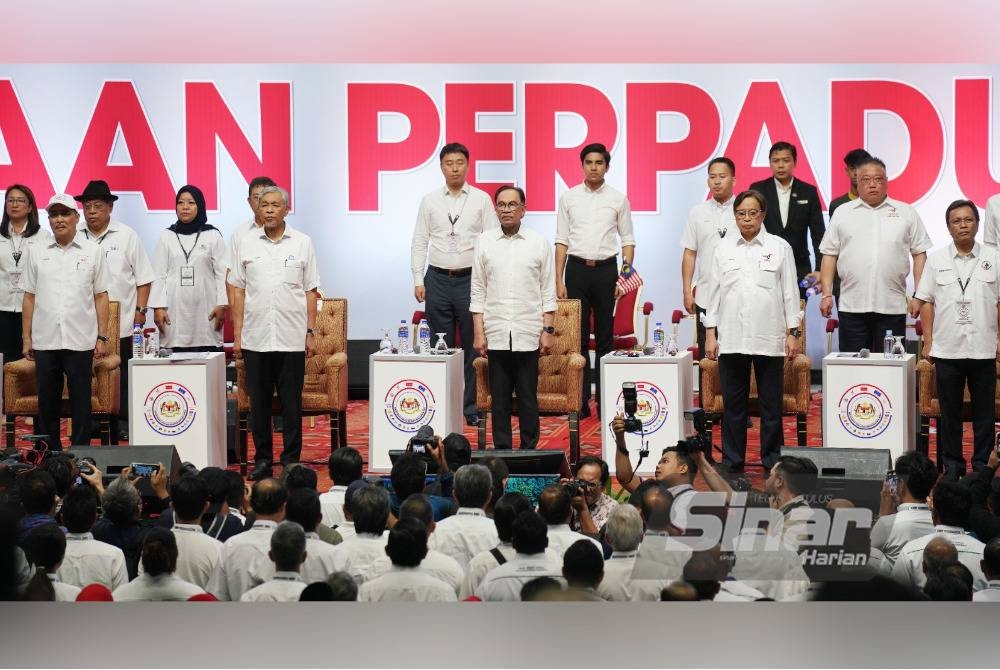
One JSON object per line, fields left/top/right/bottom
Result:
{"left": 306, "top": 328, "right": 316, "bottom": 335}
{"left": 788, "top": 328, "right": 802, "bottom": 338}
{"left": 542, "top": 326, "right": 555, "bottom": 335}
{"left": 135, "top": 306, "right": 148, "bottom": 315}
{"left": 96, "top": 335, "right": 109, "bottom": 343}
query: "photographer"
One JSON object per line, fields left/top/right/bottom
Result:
{"left": 537, "top": 485, "right": 603, "bottom": 557}
{"left": 392, "top": 441, "right": 455, "bottom": 522}
{"left": 563, "top": 456, "right": 616, "bottom": 537}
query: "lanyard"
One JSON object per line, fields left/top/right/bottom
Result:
{"left": 175, "top": 232, "right": 201, "bottom": 265}
{"left": 446, "top": 191, "right": 469, "bottom": 234}
{"left": 950, "top": 254, "right": 976, "bottom": 297}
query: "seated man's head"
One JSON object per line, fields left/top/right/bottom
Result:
{"left": 101, "top": 477, "right": 141, "bottom": 526}
{"left": 682, "top": 550, "right": 726, "bottom": 601}
{"left": 391, "top": 454, "right": 428, "bottom": 501}
{"left": 326, "top": 571, "right": 359, "bottom": 601}
{"left": 922, "top": 536, "right": 958, "bottom": 578}
{"left": 573, "top": 456, "right": 610, "bottom": 507}
{"left": 269, "top": 521, "right": 307, "bottom": 573}
{"left": 19, "top": 470, "right": 57, "bottom": 517}
{"left": 511, "top": 510, "right": 548, "bottom": 556}
{"left": 605, "top": 504, "right": 643, "bottom": 553}
{"left": 638, "top": 482, "right": 675, "bottom": 533}
{"left": 224, "top": 470, "right": 247, "bottom": 514}
{"left": 285, "top": 488, "right": 323, "bottom": 534}
{"left": 352, "top": 484, "right": 390, "bottom": 536}
{"left": 930, "top": 478, "right": 972, "bottom": 529}
{"left": 399, "top": 494, "right": 434, "bottom": 533}
{"left": 41, "top": 455, "right": 75, "bottom": 500}
{"left": 628, "top": 479, "right": 660, "bottom": 511}
{"left": 61, "top": 484, "right": 100, "bottom": 534}
{"left": 766, "top": 456, "right": 818, "bottom": 502}
{"left": 282, "top": 464, "right": 318, "bottom": 492}
{"left": 328, "top": 447, "right": 364, "bottom": 487}
{"left": 893, "top": 452, "right": 937, "bottom": 503}
{"left": 924, "top": 567, "right": 972, "bottom": 601}
{"left": 443, "top": 433, "right": 472, "bottom": 472}
{"left": 981, "top": 538, "right": 1000, "bottom": 581}
{"left": 141, "top": 527, "right": 180, "bottom": 577}
{"left": 343, "top": 480, "right": 371, "bottom": 522}
{"left": 480, "top": 456, "right": 510, "bottom": 512}
{"left": 537, "top": 485, "right": 572, "bottom": 526}
{"left": 521, "top": 576, "right": 562, "bottom": 602}
{"left": 493, "top": 493, "right": 532, "bottom": 544}
{"left": 655, "top": 448, "right": 697, "bottom": 486}
{"left": 197, "top": 467, "right": 232, "bottom": 516}
{"left": 454, "top": 464, "right": 492, "bottom": 510}
{"left": 24, "top": 523, "right": 67, "bottom": 574}
{"left": 385, "top": 517, "right": 429, "bottom": 568}
{"left": 171, "top": 475, "right": 210, "bottom": 525}
{"left": 250, "top": 478, "right": 288, "bottom": 520}
{"left": 562, "top": 539, "right": 604, "bottom": 591}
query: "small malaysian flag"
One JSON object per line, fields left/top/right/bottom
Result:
{"left": 617, "top": 264, "right": 644, "bottom": 295}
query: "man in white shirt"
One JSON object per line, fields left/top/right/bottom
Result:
{"left": 913, "top": 199, "right": 1000, "bottom": 475}
{"left": 974, "top": 538, "right": 1000, "bottom": 601}
{"left": 764, "top": 456, "right": 818, "bottom": 551}
{"left": 680, "top": 156, "right": 738, "bottom": 356}
{"left": 359, "top": 517, "right": 457, "bottom": 602}
{"left": 113, "top": 528, "right": 205, "bottom": 601}
{"left": 870, "top": 452, "right": 937, "bottom": 569}
{"left": 459, "top": 492, "right": 535, "bottom": 599}
{"left": 23, "top": 524, "right": 81, "bottom": 601}
{"left": 819, "top": 157, "right": 932, "bottom": 352}
{"left": 22, "top": 193, "right": 110, "bottom": 451}
{"left": 477, "top": 510, "right": 564, "bottom": 601}
{"left": 284, "top": 488, "right": 339, "bottom": 584}
{"left": 162, "top": 475, "right": 221, "bottom": 589}
{"left": 471, "top": 185, "right": 557, "bottom": 450}
{"left": 633, "top": 482, "right": 692, "bottom": 582}
{"left": 230, "top": 186, "right": 320, "bottom": 481}
{"left": 226, "top": 176, "right": 276, "bottom": 307}
{"left": 703, "top": 189, "right": 801, "bottom": 472}
{"left": 555, "top": 142, "right": 635, "bottom": 418}
{"left": 331, "top": 483, "right": 391, "bottom": 585}
{"left": 599, "top": 503, "right": 669, "bottom": 601}
{"left": 57, "top": 484, "right": 128, "bottom": 591}
{"left": 241, "top": 521, "right": 308, "bottom": 602}
{"left": 411, "top": 143, "right": 499, "bottom": 426}
{"left": 891, "top": 479, "right": 988, "bottom": 591}
{"left": 208, "top": 478, "right": 287, "bottom": 600}
{"left": 536, "top": 485, "right": 603, "bottom": 557}
{"left": 428, "top": 464, "right": 498, "bottom": 568}
{"left": 74, "top": 179, "right": 155, "bottom": 443}
{"left": 320, "top": 446, "right": 363, "bottom": 528}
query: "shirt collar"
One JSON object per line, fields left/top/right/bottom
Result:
{"left": 710, "top": 194, "right": 735, "bottom": 210}
{"left": 257, "top": 224, "right": 293, "bottom": 243}
{"left": 949, "top": 242, "right": 979, "bottom": 260}
{"left": 173, "top": 523, "right": 205, "bottom": 533}
{"left": 442, "top": 183, "right": 470, "bottom": 197}
{"left": 272, "top": 571, "right": 304, "bottom": 582}
{"left": 855, "top": 196, "right": 893, "bottom": 211}
{"left": 779, "top": 495, "right": 807, "bottom": 514}
{"left": 583, "top": 181, "right": 606, "bottom": 195}
{"left": 548, "top": 524, "right": 571, "bottom": 533}
{"left": 66, "top": 532, "right": 94, "bottom": 540}
{"left": 327, "top": 484, "right": 348, "bottom": 494}
{"left": 456, "top": 507, "right": 487, "bottom": 517}
{"left": 252, "top": 520, "right": 278, "bottom": 531}
{"left": 47, "top": 573, "right": 62, "bottom": 583}
{"left": 897, "top": 503, "right": 930, "bottom": 511}
{"left": 610, "top": 551, "right": 638, "bottom": 559}
{"left": 305, "top": 532, "right": 320, "bottom": 540}
{"left": 735, "top": 229, "right": 767, "bottom": 247}
{"left": 774, "top": 177, "right": 793, "bottom": 193}
{"left": 49, "top": 238, "right": 83, "bottom": 250}
{"left": 934, "top": 524, "right": 967, "bottom": 534}
{"left": 78, "top": 220, "right": 120, "bottom": 239}
{"left": 493, "top": 226, "right": 525, "bottom": 241}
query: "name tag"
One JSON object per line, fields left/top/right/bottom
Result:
{"left": 8, "top": 270, "right": 21, "bottom": 291}
{"left": 956, "top": 299, "right": 972, "bottom": 325}
{"left": 180, "top": 265, "right": 195, "bottom": 286}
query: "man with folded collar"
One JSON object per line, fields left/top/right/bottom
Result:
{"left": 749, "top": 142, "right": 825, "bottom": 299}
{"left": 22, "top": 194, "right": 110, "bottom": 451}
{"left": 411, "top": 143, "right": 499, "bottom": 427}
{"left": 555, "top": 143, "right": 635, "bottom": 418}
{"left": 74, "top": 180, "right": 155, "bottom": 443}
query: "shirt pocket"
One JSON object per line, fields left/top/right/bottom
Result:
{"left": 936, "top": 268, "right": 956, "bottom": 288}
{"left": 721, "top": 260, "right": 741, "bottom": 287}
{"left": 756, "top": 267, "right": 777, "bottom": 290}
{"left": 284, "top": 260, "right": 304, "bottom": 287}
{"left": 973, "top": 263, "right": 995, "bottom": 285}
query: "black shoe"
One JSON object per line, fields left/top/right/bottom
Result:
{"left": 117, "top": 430, "right": 129, "bottom": 443}
{"left": 465, "top": 414, "right": 479, "bottom": 427}
{"left": 248, "top": 463, "right": 273, "bottom": 481}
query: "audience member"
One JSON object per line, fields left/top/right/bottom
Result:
{"left": 479, "top": 456, "right": 510, "bottom": 516}
{"left": 569, "top": 456, "right": 616, "bottom": 536}
{"left": 459, "top": 493, "right": 537, "bottom": 599}
{"left": 476, "top": 511, "right": 563, "bottom": 601}
{"left": 633, "top": 482, "right": 691, "bottom": 580}
{"left": 870, "top": 452, "right": 937, "bottom": 569}
{"left": 429, "top": 464, "right": 498, "bottom": 568}
{"left": 299, "top": 581, "right": 334, "bottom": 601}
{"left": 921, "top": 536, "right": 959, "bottom": 580}
{"left": 223, "top": 470, "right": 248, "bottom": 526}
{"left": 283, "top": 466, "right": 342, "bottom": 545}
{"left": 973, "top": 538, "right": 1000, "bottom": 601}
{"left": 358, "top": 517, "right": 457, "bottom": 602}
{"left": 326, "top": 571, "right": 359, "bottom": 601}
{"left": 112, "top": 528, "right": 205, "bottom": 601}
{"left": 16, "top": 470, "right": 59, "bottom": 543}
{"left": 22, "top": 524, "right": 79, "bottom": 601}
{"left": 924, "top": 561, "right": 974, "bottom": 601}
{"left": 390, "top": 453, "right": 454, "bottom": 521}
{"left": 58, "top": 484, "right": 128, "bottom": 590}
{"left": 727, "top": 490, "right": 810, "bottom": 601}
{"left": 536, "top": 485, "right": 602, "bottom": 557}
{"left": 241, "top": 522, "right": 308, "bottom": 602}
{"left": 561, "top": 539, "right": 605, "bottom": 601}
{"left": 93, "top": 473, "right": 164, "bottom": 579}
{"left": 196, "top": 467, "right": 246, "bottom": 541}
{"left": 660, "top": 582, "right": 699, "bottom": 601}
{"left": 520, "top": 575, "right": 563, "bottom": 602}
{"left": 765, "top": 456, "right": 818, "bottom": 550}
{"left": 598, "top": 503, "right": 667, "bottom": 601}
{"left": 331, "top": 483, "right": 391, "bottom": 585}
{"left": 336, "top": 479, "right": 370, "bottom": 542}
{"left": 161, "top": 475, "right": 221, "bottom": 589}
{"left": 320, "top": 447, "right": 363, "bottom": 527}
{"left": 284, "top": 487, "right": 339, "bottom": 583}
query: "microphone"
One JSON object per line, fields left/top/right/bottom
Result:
{"left": 856, "top": 348, "right": 870, "bottom": 359}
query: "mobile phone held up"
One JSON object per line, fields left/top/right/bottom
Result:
{"left": 131, "top": 462, "right": 161, "bottom": 477}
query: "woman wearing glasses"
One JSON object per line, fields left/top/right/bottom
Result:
{"left": 0, "top": 184, "right": 50, "bottom": 362}
{"left": 702, "top": 189, "right": 801, "bottom": 475}
{"left": 150, "top": 185, "right": 228, "bottom": 352}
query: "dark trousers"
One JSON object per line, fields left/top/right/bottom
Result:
{"left": 719, "top": 353, "right": 785, "bottom": 470}
{"left": 934, "top": 357, "right": 996, "bottom": 474}
{"left": 423, "top": 270, "right": 476, "bottom": 417}
{"left": 242, "top": 349, "right": 305, "bottom": 466}
{"left": 694, "top": 305, "right": 708, "bottom": 408}
{"left": 488, "top": 347, "right": 540, "bottom": 450}
{"left": 565, "top": 258, "right": 616, "bottom": 410}
{"left": 0, "top": 310, "right": 24, "bottom": 363}
{"left": 34, "top": 349, "right": 93, "bottom": 451}
{"left": 837, "top": 311, "right": 905, "bottom": 353}
{"left": 111, "top": 336, "right": 131, "bottom": 441}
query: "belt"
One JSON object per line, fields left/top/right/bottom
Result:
{"left": 429, "top": 265, "right": 472, "bottom": 277}
{"left": 568, "top": 254, "right": 617, "bottom": 268}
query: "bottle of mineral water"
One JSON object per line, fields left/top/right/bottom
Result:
{"left": 398, "top": 319, "right": 410, "bottom": 354}
{"left": 131, "top": 324, "right": 144, "bottom": 360}
{"left": 652, "top": 322, "right": 665, "bottom": 357}
{"left": 418, "top": 318, "right": 431, "bottom": 354}
{"left": 883, "top": 329, "right": 893, "bottom": 357}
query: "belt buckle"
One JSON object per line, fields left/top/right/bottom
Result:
{"left": 585, "top": 259, "right": 597, "bottom": 267}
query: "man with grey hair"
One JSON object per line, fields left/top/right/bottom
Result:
{"left": 229, "top": 185, "right": 321, "bottom": 481}
{"left": 598, "top": 503, "right": 670, "bottom": 601}
{"left": 429, "top": 464, "right": 499, "bottom": 568}
{"left": 92, "top": 466, "right": 170, "bottom": 580}
{"left": 240, "top": 521, "right": 308, "bottom": 602}
{"left": 325, "top": 571, "right": 359, "bottom": 601}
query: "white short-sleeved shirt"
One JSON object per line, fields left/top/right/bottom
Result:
{"left": 973, "top": 579, "right": 1000, "bottom": 601}
{"left": 47, "top": 573, "right": 82, "bottom": 602}
{"left": 819, "top": 197, "right": 933, "bottom": 314}
{"left": 229, "top": 224, "right": 320, "bottom": 352}
{"left": 207, "top": 520, "right": 276, "bottom": 601}
{"left": 227, "top": 218, "right": 259, "bottom": 271}
{"left": 728, "top": 528, "right": 810, "bottom": 601}
{"left": 597, "top": 551, "right": 673, "bottom": 602}
{"left": 555, "top": 182, "right": 635, "bottom": 260}
{"left": 475, "top": 552, "right": 565, "bottom": 602}
{"left": 240, "top": 572, "right": 306, "bottom": 602}
{"left": 112, "top": 573, "right": 205, "bottom": 602}
{"left": 410, "top": 184, "right": 499, "bottom": 285}
{"left": 679, "top": 195, "right": 737, "bottom": 299}
{"left": 890, "top": 525, "right": 988, "bottom": 591}
{"left": 0, "top": 227, "right": 51, "bottom": 312}
{"left": 983, "top": 194, "right": 1000, "bottom": 248}
{"left": 701, "top": 230, "right": 801, "bottom": 357}
{"left": 369, "top": 549, "right": 464, "bottom": 595}
{"left": 161, "top": 523, "right": 223, "bottom": 590}
{"left": 869, "top": 504, "right": 935, "bottom": 569}
{"left": 57, "top": 532, "right": 128, "bottom": 591}
{"left": 359, "top": 565, "right": 458, "bottom": 602}
{"left": 914, "top": 243, "right": 1000, "bottom": 359}
{"left": 427, "top": 508, "right": 500, "bottom": 569}
{"left": 24, "top": 238, "right": 110, "bottom": 351}
{"left": 331, "top": 532, "right": 389, "bottom": 585}
{"left": 319, "top": 485, "right": 348, "bottom": 528}
{"left": 77, "top": 220, "right": 156, "bottom": 338}
{"left": 469, "top": 227, "right": 557, "bottom": 352}
{"left": 544, "top": 524, "right": 603, "bottom": 558}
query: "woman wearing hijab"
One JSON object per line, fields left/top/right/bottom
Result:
{"left": 150, "top": 185, "right": 228, "bottom": 351}
{"left": 0, "top": 184, "right": 50, "bottom": 363}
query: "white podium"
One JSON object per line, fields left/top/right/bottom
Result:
{"left": 600, "top": 351, "right": 695, "bottom": 476}
{"left": 128, "top": 352, "right": 227, "bottom": 469}
{"left": 822, "top": 352, "right": 915, "bottom": 461}
{"left": 368, "top": 351, "right": 464, "bottom": 473}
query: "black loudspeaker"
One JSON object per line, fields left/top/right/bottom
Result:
{"left": 780, "top": 446, "right": 891, "bottom": 514}
{"left": 68, "top": 444, "right": 182, "bottom": 497}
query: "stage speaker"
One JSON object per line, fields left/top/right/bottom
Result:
{"left": 387, "top": 448, "right": 571, "bottom": 477}
{"left": 780, "top": 446, "right": 891, "bottom": 514}
{"left": 69, "top": 444, "right": 182, "bottom": 497}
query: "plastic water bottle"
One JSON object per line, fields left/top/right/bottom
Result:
{"left": 131, "top": 324, "right": 144, "bottom": 360}
{"left": 883, "top": 330, "right": 894, "bottom": 357}
{"left": 144, "top": 328, "right": 159, "bottom": 359}
{"left": 665, "top": 331, "right": 679, "bottom": 356}
{"left": 398, "top": 319, "right": 410, "bottom": 354}
{"left": 652, "top": 322, "right": 665, "bottom": 357}
{"left": 418, "top": 319, "right": 431, "bottom": 355}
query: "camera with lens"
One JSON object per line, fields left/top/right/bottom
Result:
{"left": 408, "top": 424, "right": 437, "bottom": 455}
{"left": 621, "top": 382, "right": 643, "bottom": 433}
{"left": 675, "top": 408, "right": 712, "bottom": 457}
{"left": 561, "top": 479, "right": 591, "bottom": 497}
{"left": 77, "top": 457, "right": 96, "bottom": 476}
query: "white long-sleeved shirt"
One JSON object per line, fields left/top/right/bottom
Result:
{"left": 555, "top": 182, "right": 635, "bottom": 260}
{"left": 702, "top": 229, "right": 800, "bottom": 356}
{"left": 890, "top": 525, "right": 988, "bottom": 591}
{"left": 470, "top": 226, "right": 557, "bottom": 352}
{"left": 869, "top": 503, "right": 935, "bottom": 569}
{"left": 358, "top": 565, "right": 458, "bottom": 602}
{"left": 427, "top": 508, "right": 499, "bottom": 569}
{"left": 207, "top": 520, "right": 276, "bottom": 601}
{"left": 410, "top": 183, "right": 498, "bottom": 285}
{"left": 57, "top": 532, "right": 128, "bottom": 591}
{"left": 112, "top": 573, "right": 205, "bottom": 601}
{"left": 240, "top": 572, "right": 306, "bottom": 602}
{"left": 678, "top": 195, "right": 737, "bottom": 298}
{"left": 476, "top": 552, "right": 564, "bottom": 602}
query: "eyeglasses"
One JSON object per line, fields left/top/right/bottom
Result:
{"left": 5, "top": 198, "right": 27, "bottom": 206}
{"left": 734, "top": 209, "right": 761, "bottom": 219}
{"left": 496, "top": 202, "right": 523, "bottom": 211}
{"left": 859, "top": 176, "right": 886, "bottom": 185}
{"left": 949, "top": 217, "right": 977, "bottom": 226}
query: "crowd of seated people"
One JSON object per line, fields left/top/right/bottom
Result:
{"left": 3, "top": 436, "right": 1000, "bottom": 603}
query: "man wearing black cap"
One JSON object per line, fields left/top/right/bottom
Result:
{"left": 22, "top": 194, "right": 110, "bottom": 451}
{"left": 75, "top": 180, "right": 155, "bottom": 442}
